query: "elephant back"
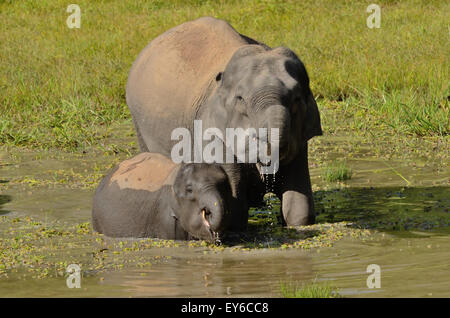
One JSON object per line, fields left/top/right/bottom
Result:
{"left": 108, "top": 152, "right": 177, "bottom": 192}
{"left": 126, "top": 17, "right": 252, "bottom": 155}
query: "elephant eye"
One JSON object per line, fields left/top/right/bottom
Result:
{"left": 185, "top": 185, "right": 193, "bottom": 194}
{"left": 235, "top": 95, "right": 247, "bottom": 115}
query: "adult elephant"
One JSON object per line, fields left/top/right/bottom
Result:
{"left": 126, "top": 17, "right": 322, "bottom": 227}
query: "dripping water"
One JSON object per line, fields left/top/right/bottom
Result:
{"left": 260, "top": 171, "right": 275, "bottom": 211}
{"left": 272, "top": 161, "right": 277, "bottom": 192}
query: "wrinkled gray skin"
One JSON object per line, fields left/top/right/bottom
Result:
{"left": 126, "top": 17, "right": 322, "bottom": 228}
{"left": 92, "top": 154, "right": 233, "bottom": 241}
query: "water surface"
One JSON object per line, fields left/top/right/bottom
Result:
{"left": 0, "top": 132, "right": 448, "bottom": 297}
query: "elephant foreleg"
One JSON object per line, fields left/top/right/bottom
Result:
{"left": 276, "top": 143, "right": 315, "bottom": 226}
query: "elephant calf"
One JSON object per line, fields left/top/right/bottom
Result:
{"left": 92, "top": 153, "right": 233, "bottom": 242}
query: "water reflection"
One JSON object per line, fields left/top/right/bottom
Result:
{"left": 315, "top": 186, "right": 449, "bottom": 231}
{"left": 103, "top": 251, "right": 314, "bottom": 297}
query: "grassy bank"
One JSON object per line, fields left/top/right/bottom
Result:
{"left": 0, "top": 0, "right": 448, "bottom": 151}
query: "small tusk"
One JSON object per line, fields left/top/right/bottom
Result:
{"left": 202, "top": 209, "right": 210, "bottom": 228}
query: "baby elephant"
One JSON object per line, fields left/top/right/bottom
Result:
{"left": 92, "top": 153, "right": 233, "bottom": 242}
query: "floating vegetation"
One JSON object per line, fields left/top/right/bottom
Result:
{"left": 0, "top": 213, "right": 373, "bottom": 280}
{"left": 233, "top": 210, "right": 372, "bottom": 250}
{"left": 0, "top": 216, "right": 176, "bottom": 279}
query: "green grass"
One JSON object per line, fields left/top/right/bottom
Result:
{"left": 323, "top": 161, "right": 353, "bottom": 182}
{"left": 0, "top": 0, "right": 448, "bottom": 151}
{"left": 280, "top": 280, "right": 340, "bottom": 298}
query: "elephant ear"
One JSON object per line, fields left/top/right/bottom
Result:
{"left": 277, "top": 47, "right": 322, "bottom": 142}
{"left": 303, "top": 92, "right": 322, "bottom": 142}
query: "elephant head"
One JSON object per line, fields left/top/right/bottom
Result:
{"left": 173, "top": 163, "right": 232, "bottom": 242}
{"left": 202, "top": 45, "right": 322, "bottom": 171}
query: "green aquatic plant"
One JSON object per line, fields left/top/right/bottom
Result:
{"left": 280, "top": 279, "right": 340, "bottom": 298}
{"left": 323, "top": 161, "right": 353, "bottom": 182}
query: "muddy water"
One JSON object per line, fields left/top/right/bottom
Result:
{"left": 1, "top": 233, "right": 448, "bottom": 298}
{"left": 90, "top": 233, "right": 450, "bottom": 298}
{"left": 314, "top": 232, "right": 450, "bottom": 297}
{"left": 0, "top": 132, "right": 449, "bottom": 297}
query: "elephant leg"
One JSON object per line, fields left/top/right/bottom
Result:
{"left": 281, "top": 190, "right": 315, "bottom": 226}
{"left": 276, "top": 142, "right": 315, "bottom": 226}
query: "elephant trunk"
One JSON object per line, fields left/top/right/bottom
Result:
{"left": 259, "top": 105, "right": 291, "bottom": 164}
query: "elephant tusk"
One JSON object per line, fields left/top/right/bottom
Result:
{"left": 202, "top": 209, "right": 210, "bottom": 228}
{"left": 202, "top": 209, "right": 221, "bottom": 245}
{"left": 201, "top": 209, "right": 221, "bottom": 245}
